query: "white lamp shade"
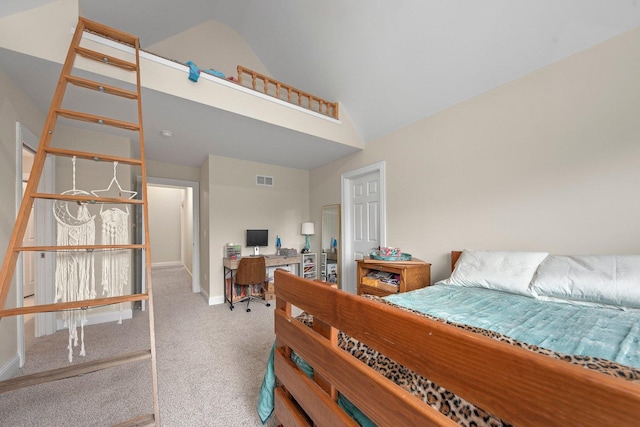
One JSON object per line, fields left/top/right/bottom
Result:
{"left": 301, "top": 222, "right": 315, "bottom": 235}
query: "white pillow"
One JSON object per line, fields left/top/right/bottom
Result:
{"left": 436, "top": 250, "right": 549, "bottom": 296}
{"left": 529, "top": 255, "right": 640, "bottom": 309}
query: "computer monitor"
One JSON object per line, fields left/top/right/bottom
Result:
{"left": 246, "top": 229, "right": 268, "bottom": 256}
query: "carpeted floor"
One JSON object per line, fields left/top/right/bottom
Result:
{"left": 0, "top": 266, "right": 278, "bottom": 426}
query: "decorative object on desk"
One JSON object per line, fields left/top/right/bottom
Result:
{"left": 370, "top": 247, "right": 412, "bottom": 261}
{"left": 332, "top": 237, "right": 338, "bottom": 253}
{"left": 301, "top": 222, "right": 315, "bottom": 253}
{"left": 280, "top": 248, "right": 298, "bottom": 257}
{"left": 275, "top": 235, "right": 281, "bottom": 256}
{"left": 225, "top": 243, "right": 241, "bottom": 259}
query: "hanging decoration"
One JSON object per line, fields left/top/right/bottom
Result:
{"left": 53, "top": 156, "right": 96, "bottom": 362}
{"left": 91, "top": 161, "right": 136, "bottom": 323}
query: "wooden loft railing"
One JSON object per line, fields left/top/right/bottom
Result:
{"left": 237, "top": 66, "right": 339, "bottom": 120}
{"left": 73, "top": 30, "right": 339, "bottom": 120}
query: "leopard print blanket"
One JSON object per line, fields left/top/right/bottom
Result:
{"left": 295, "top": 296, "right": 640, "bottom": 426}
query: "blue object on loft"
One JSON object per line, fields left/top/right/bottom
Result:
{"left": 186, "top": 60, "right": 200, "bottom": 82}
{"left": 205, "top": 69, "right": 225, "bottom": 78}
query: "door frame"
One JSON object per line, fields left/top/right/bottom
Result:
{"left": 137, "top": 176, "right": 200, "bottom": 298}
{"left": 16, "top": 122, "right": 56, "bottom": 366}
{"left": 341, "top": 161, "right": 387, "bottom": 294}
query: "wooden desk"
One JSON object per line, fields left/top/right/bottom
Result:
{"left": 223, "top": 255, "right": 302, "bottom": 309}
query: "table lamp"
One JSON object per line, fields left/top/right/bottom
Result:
{"left": 301, "top": 222, "right": 315, "bottom": 253}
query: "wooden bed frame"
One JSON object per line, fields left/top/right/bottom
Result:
{"left": 272, "top": 252, "right": 640, "bottom": 426}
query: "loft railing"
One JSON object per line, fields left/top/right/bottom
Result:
{"left": 75, "top": 31, "right": 339, "bottom": 120}
{"left": 237, "top": 66, "right": 339, "bottom": 120}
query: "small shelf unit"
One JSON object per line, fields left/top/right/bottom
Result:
{"left": 302, "top": 253, "right": 317, "bottom": 280}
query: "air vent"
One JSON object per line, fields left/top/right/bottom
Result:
{"left": 256, "top": 175, "right": 274, "bottom": 187}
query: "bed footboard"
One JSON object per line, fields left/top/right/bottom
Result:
{"left": 273, "top": 270, "right": 640, "bottom": 426}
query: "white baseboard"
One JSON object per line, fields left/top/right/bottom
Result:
{"left": 151, "top": 261, "right": 183, "bottom": 268}
{"left": 199, "top": 288, "right": 224, "bottom": 306}
{"left": 56, "top": 307, "right": 133, "bottom": 330}
{"left": 0, "top": 353, "right": 20, "bottom": 381}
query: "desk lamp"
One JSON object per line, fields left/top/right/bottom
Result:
{"left": 301, "top": 222, "right": 315, "bottom": 253}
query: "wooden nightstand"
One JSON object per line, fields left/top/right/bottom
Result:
{"left": 356, "top": 258, "right": 431, "bottom": 296}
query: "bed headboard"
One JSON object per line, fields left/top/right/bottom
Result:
{"left": 451, "top": 251, "right": 463, "bottom": 272}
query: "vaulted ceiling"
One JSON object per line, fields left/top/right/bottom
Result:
{"left": 78, "top": 0, "right": 640, "bottom": 143}
{"left": 2, "top": 1, "right": 640, "bottom": 169}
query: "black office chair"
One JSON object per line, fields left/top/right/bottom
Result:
{"left": 233, "top": 256, "right": 270, "bottom": 312}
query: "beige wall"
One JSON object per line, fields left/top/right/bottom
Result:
{"left": 148, "top": 186, "right": 184, "bottom": 265}
{"left": 148, "top": 19, "right": 271, "bottom": 80}
{"left": 146, "top": 159, "right": 200, "bottom": 182}
{"left": 0, "top": 67, "right": 45, "bottom": 375}
{"left": 203, "top": 155, "right": 309, "bottom": 301}
{"left": 0, "top": 0, "right": 78, "bottom": 64}
{"left": 311, "top": 27, "right": 640, "bottom": 284}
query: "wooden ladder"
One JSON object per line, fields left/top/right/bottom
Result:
{"left": 0, "top": 17, "right": 159, "bottom": 426}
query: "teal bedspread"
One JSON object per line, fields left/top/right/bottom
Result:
{"left": 386, "top": 284, "right": 640, "bottom": 369}
{"left": 258, "top": 285, "right": 640, "bottom": 424}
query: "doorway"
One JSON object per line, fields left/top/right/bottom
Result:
{"left": 21, "top": 149, "right": 35, "bottom": 351}
{"left": 16, "top": 122, "right": 56, "bottom": 367}
{"left": 341, "top": 161, "right": 387, "bottom": 294}
{"left": 137, "top": 177, "right": 200, "bottom": 298}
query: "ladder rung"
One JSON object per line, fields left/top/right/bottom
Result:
{"left": 56, "top": 109, "right": 140, "bottom": 131}
{"left": 44, "top": 147, "right": 143, "bottom": 166}
{"left": 66, "top": 75, "right": 138, "bottom": 100}
{"left": 79, "top": 17, "right": 139, "bottom": 47}
{"left": 112, "top": 414, "right": 155, "bottom": 427}
{"left": 32, "top": 192, "right": 144, "bottom": 205}
{"left": 76, "top": 46, "right": 137, "bottom": 71}
{"left": 16, "top": 244, "right": 146, "bottom": 252}
{"left": 0, "top": 350, "right": 151, "bottom": 393}
{"left": 0, "top": 294, "right": 149, "bottom": 318}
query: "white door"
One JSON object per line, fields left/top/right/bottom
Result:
{"left": 341, "top": 162, "right": 386, "bottom": 294}
{"left": 352, "top": 174, "right": 381, "bottom": 259}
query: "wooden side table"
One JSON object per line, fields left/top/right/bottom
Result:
{"left": 356, "top": 258, "right": 430, "bottom": 296}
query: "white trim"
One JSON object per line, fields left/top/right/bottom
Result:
{"left": 151, "top": 261, "right": 183, "bottom": 268}
{"left": 0, "top": 354, "right": 21, "bottom": 381}
{"left": 78, "top": 30, "right": 341, "bottom": 124}
{"left": 341, "top": 161, "right": 387, "bottom": 294}
{"left": 18, "top": 124, "right": 56, "bottom": 342}
{"left": 56, "top": 307, "right": 133, "bottom": 330}
{"left": 15, "top": 123, "right": 24, "bottom": 367}
{"left": 207, "top": 294, "right": 225, "bottom": 306}
{"left": 15, "top": 123, "right": 56, "bottom": 372}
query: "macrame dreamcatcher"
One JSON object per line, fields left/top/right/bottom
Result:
{"left": 92, "top": 161, "right": 137, "bottom": 324}
{"left": 53, "top": 156, "right": 96, "bottom": 362}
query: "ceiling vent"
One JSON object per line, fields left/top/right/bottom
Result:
{"left": 256, "top": 175, "right": 274, "bottom": 187}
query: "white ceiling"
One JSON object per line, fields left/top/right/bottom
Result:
{"left": 2, "top": 1, "right": 640, "bottom": 169}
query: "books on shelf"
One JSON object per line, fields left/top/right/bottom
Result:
{"left": 363, "top": 270, "right": 400, "bottom": 292}
{"left": 303, "top": 253, "right": 317, "bottom": 279}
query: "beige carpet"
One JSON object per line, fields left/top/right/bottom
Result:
{"left": 0, "top": 266, "right": 277, "bottom": 426}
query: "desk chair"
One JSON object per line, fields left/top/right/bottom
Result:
{"left": 233, "top": 256, "right": 270, "bottom": 312}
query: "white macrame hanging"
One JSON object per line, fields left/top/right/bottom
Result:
{"left": 53, "top": 156, "right": 96, "bottom": 362}
{"left": 99, "top": 207, "right": 130, "bottom": 323}
{"left": 91, "top": 161, "right": 136, "bottom": 324}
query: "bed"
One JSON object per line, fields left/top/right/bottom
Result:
{"left": 262, "top": 250, "right": 640, "bottom": 426}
